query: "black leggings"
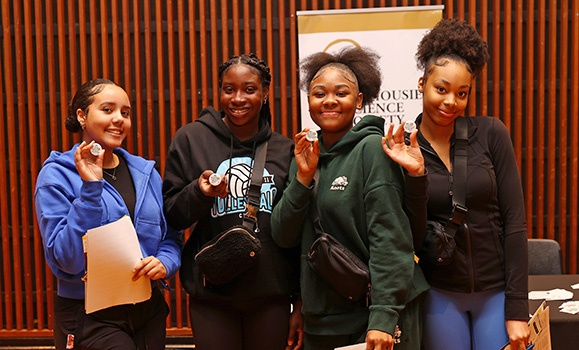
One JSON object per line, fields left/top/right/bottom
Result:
{"left": 189, "top": 295, "right": 290, "bottom": 350}
{"left": 54, "top": 287, "right": 168, "bottom": 350}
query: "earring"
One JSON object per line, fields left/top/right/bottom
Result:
{"left": 263, "top": 98, "right": 267, "bottom": 105}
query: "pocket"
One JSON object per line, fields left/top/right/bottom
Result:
{"left": 421, "top": 220, "right": 457, "bottom": 266}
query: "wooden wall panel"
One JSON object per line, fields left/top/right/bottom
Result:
{"left": 0, "top": 0, "right": 577, "bottom": 340}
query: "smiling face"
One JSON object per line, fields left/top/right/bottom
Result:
{"left": 418, "top": 58, "right": 473, "bottom": 128}
{"left": 220, "top": 64, "right": 268, "bottom": 140}
{"left": 307, "top": 66, "right": 363, "bottom": 147}
{"left": 78, "top": 84, "right": 131, "bottom": 152}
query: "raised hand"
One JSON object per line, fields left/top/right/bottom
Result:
{"left": 382, "top": 121, "right": 425, "bottom": 176}
{"left": 294, "top": 129, "right": 320, "bottom": 187}
{"left": 198, "top": 170, "right": 229, "bottom": 198}
{"left": 74, "top": 141, "right": 105, "bottom": 181}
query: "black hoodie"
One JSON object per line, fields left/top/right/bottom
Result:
{"left": 163, "top": 106, "right": 298, "bottom": 301}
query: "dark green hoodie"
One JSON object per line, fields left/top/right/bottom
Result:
{"left": 272, "top": 115, "right": 429, "bottom": 336}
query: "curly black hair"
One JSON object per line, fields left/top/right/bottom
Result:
{"left": 416, "top": 18, "right": 489, "bottom": 79}
{"left": 299, "top": 46, "right": 382, "bottom": 107}
{"left": 65, "top": 78, "right": 118, "bottom": 133}
{"left": 218, "top": 53, "right": 272, "bottom": 124}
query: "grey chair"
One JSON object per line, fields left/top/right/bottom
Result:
{"left": 528, "top": 238, "right": 563, "bottom": 275}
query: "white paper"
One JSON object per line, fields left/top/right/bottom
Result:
{"left": 84, "top": 216, "right": 151, "bottom": 313}
{"left": 559, "top": 301, "right": 579, "bottom": 314}
{"left": 528, "top": 288, "right": 574, "bottom": 301}
{"left": 335, "top": 343, "right": 366, "bottom": 350}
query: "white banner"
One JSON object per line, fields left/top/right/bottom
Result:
{"left": 297, "top": 6, "right": 443, "bottom": 131}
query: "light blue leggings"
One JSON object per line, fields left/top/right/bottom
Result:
{"left": 423, "top": 288, "right": 509, "bottom": 350}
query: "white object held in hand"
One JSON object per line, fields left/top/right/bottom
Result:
{"left": 90, "top": 143, "right": 103, "bottom": 156}
{"left": 209, "top": 173, "right": 222, "bottom": 186}
{"left": 306, "top": 129, "right": 318, "bottom": 142}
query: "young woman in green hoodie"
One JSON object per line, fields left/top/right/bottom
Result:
{"left": 271, "top": 47, "right": 429, "bottom": 350}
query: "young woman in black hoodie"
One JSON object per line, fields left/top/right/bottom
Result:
{"left": 162, "top": 54, "right": 303, "bottom": 349}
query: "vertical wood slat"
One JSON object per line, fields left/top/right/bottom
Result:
{"left": 132, "top": 0, "right": 142, "bottom": 157}
{"left": 155, "top": 0, "right": 167, "bottom": 174}
{"left": 479, "top": 0, "right": 489, "bottom": 117}
{"left": 537, "top": 0, "right": 547, "bottom": 239}
{"left": 111, "top": 0, "right": 120, "bottom": 86}
{"left": 56, "top": 1, "right": 68, "bottom": 151}
{"left": 144, "top": 1, "right": 154, "bottom": 161}
{"left": 33, "top": 0, "right": 49, "bottom": 330}
{"left": 21, "top": 0, "right": 35, "bottom": 330}
{"left": 525, "top": 0, "right": 536, "bottom": 242}
{"left": 547, "top": 0, "right": 558, "bottom": 249}
{"left": 231, "top": 0, "right": 240, "bottom": 54}
{"left": 277, "top": 1, "right": 288, "bottom": 135}
{"left": 557, "top": 0, "right": 569, "bottom": 269}
{"left": 13, "top": 0, "right": 27, "bottom": 329}
{"left": 289, "top": 1, "right": 299, "bottom": 133}
{"left": 570, "top": 0, "right": 579, "bottom": 272}
{"left": 188, "top": 1, "right": 199, "bottom": 122}
{"left": 265, "top": 1, "right": 275, "bottom": 127}
{"left": 122, "top": 0, "right": 134, "bottom": 155}
{"left": 100, "top": 1, "right": 110, "bottom": 78}
{"left": 513, "top": 0, "right": 523, "bottom": 167}
{"left": 492, "top": 0, "right": 500, "bottom": 119}
{"left": 176, "top": 0, "right": 187, "bottom": 133}
{"left": 2, "top": 0, "right": 16, "bottom": 330}
{"left": 209, "top": 1, "right": 219, "bottom": 106}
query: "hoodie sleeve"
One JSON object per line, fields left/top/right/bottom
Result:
{"left": 35, "top": 164, "right": 105, "bottom": 279}
{"left": 270, "top": 159, "right": 313, "bottom": 248}
{"left": 363, "top": 138, "right": 416, "bottom": 334}
{"left": 163, "top": 125, "right": 215, "bottom": 230}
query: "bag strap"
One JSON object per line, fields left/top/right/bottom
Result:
{"left": 445, "top": 117, "right": 468, "bottom": 238}
{"left": 243, "top": 141, "right": 268, "bottom": 230}
{"left": 310, "top": 168, "right": 325, "bottom": 235}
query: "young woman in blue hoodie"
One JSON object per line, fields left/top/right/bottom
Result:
{"left": 34, "top": 79, "right": 182, "bottom": 350}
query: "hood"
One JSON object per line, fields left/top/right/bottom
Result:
{"left": 318, "top": 115, "right": 385, "bottom": 159}
{"left": 195, "top": 106, "right": 273, "bottom": 151}
{"left": 42, "top": 146, "right": 78, "bottom": 171}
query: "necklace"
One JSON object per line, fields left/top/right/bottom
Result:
{"left": 103, "top": 167, "right": 117, "bottom": 180}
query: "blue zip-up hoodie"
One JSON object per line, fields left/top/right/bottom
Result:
{"left": 34, "top": 145, "right": 182, "bottom": 299}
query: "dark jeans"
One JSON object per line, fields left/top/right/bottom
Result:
{"left": 54, "top": 287, "right": 168, "bottom": 350}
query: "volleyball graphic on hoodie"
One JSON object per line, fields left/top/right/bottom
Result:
{"left": 228, "top": 162, "right": 252, "bottom": 198}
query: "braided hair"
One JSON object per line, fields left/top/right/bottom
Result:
{"left": 218, "top": 53, "right": 272, "bottom": 124}
{"left": 299, "top": 46, "right": 382, "bottom": 107}
{"left": 65, "top": 78, "right": 118, "bottom": 133}
{"left": 416, "top": 18, "right": 489, "bottom": 80}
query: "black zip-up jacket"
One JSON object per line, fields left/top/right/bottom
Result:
{"left": 162, "top": 107, "right": 298, "bottom": 301}
{"left": 416, "top": 114, "right": 528, "bottom": 320}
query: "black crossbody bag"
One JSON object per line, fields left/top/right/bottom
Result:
{"left": 421, "top": 117, "right": 468, "bottom": 266}
{"left": 194, "top": 142, "right": 268, "bottom": 285}
{"left": 306, "top": 169, "right": 371, "bottom": 302}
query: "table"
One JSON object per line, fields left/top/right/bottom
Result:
{"left": 529, "top": 274, "right": 579, "bottom": 350}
